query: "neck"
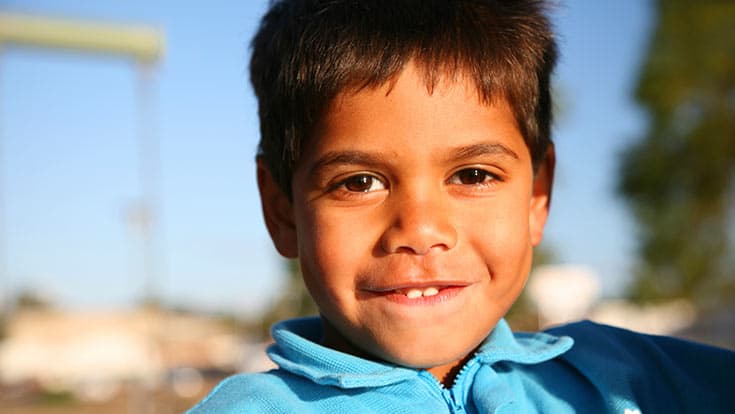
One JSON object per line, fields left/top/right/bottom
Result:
{"left": 427, "top": 354, "right": 473, "bottom": 388}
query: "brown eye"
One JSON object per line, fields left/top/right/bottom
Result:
{"left": 341, "top": 174, "right": 385, "bottom": 192}
{"left": 454, "top": 168, "right": 492, "bottom": 185}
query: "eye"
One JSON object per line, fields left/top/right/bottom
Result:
{"left": 337, "top": 174, "right": 386, "bottom": 192}
{"left": 449, "top": 168, "right": 498, "bottom": 185}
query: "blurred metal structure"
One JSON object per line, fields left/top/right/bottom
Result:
{"left": 0, "top": 11, "right": 165, "bottom": 314}
{"left": 0, "top": 12, "right": 163, "bottom": 62}
{"left": 0, "top": 11, "right": 165, "bottom": 414}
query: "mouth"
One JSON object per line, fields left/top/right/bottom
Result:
{"left": 363, "top": 283, "right": 470, "bottom": 304}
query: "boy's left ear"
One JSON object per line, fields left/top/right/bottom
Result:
{"left": 529, "top": 145, "right": 555, "bottom": 246}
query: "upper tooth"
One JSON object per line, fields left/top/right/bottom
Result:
{"left": 423, "top": 287, "right": 439, "bottom": 297}
{"left": 400, "top": 287, "right": 440, "bottom": 298}
{"left": 405, "top": 289, "right": 423, "bottom": 299}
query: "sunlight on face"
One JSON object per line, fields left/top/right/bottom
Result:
{"left": 279, "top": 63, "right": 550, "bottom": 381}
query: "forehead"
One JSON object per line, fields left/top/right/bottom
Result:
{"left": 303, "top": 63, "right": 528, "bottom": 164}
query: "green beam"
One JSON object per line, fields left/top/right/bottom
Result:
{"left": 0, "top": 12, "right": 164, "bottom": 63}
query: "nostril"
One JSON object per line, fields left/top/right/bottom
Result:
{"left": 387, "top": 240, "right": 452, "bottom": 256}
{"left": 394, "top": 245, "right": 427, "bottom": 255}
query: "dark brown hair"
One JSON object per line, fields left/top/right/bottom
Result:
{"left": 251, "top": 0, "right": 558, "bottom": 196}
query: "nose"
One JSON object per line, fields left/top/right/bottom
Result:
{"left": 379, "top": 188, "right": 457, "bottom": 255}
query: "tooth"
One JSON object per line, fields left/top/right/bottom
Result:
{"left": 423, "top": 287, "right": 439, "bottom": 297}
{"left": 405, "top": 289, "right": 423, "bottom": 299}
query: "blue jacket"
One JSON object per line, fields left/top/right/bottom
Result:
{"left": 187, "top": 317, "right": 735, "bottom": 413}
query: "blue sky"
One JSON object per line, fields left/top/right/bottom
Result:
{"left": 0, "top": 1, "right": 653, "bottom": 315}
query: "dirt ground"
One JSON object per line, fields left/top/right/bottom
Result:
{"left": 0, "top": 379, "right": 218, "bottom": 414}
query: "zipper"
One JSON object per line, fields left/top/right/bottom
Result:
{"left": 449, "top": 358, "right": 479, "bottom": 413}
{"left": 419, "top": 370, "right": 464, "bottom": 413}
{"left": 418, "top": 357, "right": 480, "bottom": 414}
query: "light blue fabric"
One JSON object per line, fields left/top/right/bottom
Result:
{"left": 187, "top": 317, "right": 735, "bottom": 413}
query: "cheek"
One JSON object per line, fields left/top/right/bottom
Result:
{"left": 295, "top": 208, "right": 371, "bottom": 303}
{"left": 466, "top": 203, "right": 533, "bottom": 285}
{"left": 467, "top": 200, "right": 531, "bottom": 251}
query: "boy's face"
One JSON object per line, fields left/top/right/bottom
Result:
{"left": 259, "top": 63, "right": 553, "bottom": 376}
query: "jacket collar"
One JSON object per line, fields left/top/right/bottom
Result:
{"left": 267, "top": 317, "right": 573, "bottom": 389}
{"left": 476, "top": 319, "right": 574, "bottom": 365}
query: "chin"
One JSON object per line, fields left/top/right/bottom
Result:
{"left": 367, "top": 331, "right": 483, "bottom": 370}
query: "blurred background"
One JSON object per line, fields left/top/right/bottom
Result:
{"left": 0, "top": 0, "right": 733, "bottom": 412}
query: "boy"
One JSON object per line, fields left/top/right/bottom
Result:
{"left": 189, "top": 0, "right": 735, "bottom": 412}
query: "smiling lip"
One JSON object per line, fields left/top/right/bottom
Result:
{"left": 363, "top": 283, "right": 470, "bottom": 306}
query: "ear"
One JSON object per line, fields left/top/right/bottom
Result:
{"left": 257, "top": 160, "right": 298, "bottom": 258}
{"left": 529, "top": 145, "right": 555, "bottom": 246}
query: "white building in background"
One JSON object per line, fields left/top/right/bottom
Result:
{"left": 590, "top": 299, "right": 697, "bottom": 335}
{"left": 0, "top": 308, "right": 270, "bottom": 402}
{"left": 527, "top": 264, "right": 698, "bottom": 336}
{"left": 527, "top": 265, "right": 601, "bottom": 328}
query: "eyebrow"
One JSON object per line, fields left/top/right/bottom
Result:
{"left": 448, "top": 142, "right": 520, "bottom": 162}
{"left": 308, "top": 142, "right": 520, "bottom": 177}
{"left": 308, "top": 150, "right": 390, "bottom": 176}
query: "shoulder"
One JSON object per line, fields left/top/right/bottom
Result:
{"left": 548, "top": 319, "right": 735, "bottom": 365}
{"left": 546, "top": 320, "right": 735, "bottom": 411}
{"left": 185, "top": 370, "right": 318, "bottom": 414}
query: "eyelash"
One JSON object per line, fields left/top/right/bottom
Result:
{"left": 329, "top": 167, "right": 500, "bottom": 195}
{"left": 330, "top": 174, "right": 386, "bottom": 193}
{"left": 448, "top": 168, "right": 501, "bottom": 187}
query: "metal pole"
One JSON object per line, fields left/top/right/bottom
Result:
{"left": 136, "top": 62, "right": 165, "bottom": 310}
{"left": 0, "top": 52, "right": 8, "bottom": 321}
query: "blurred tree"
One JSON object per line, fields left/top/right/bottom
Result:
{"left": 618, "top": 0, "right": 735, "bottom": 306}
